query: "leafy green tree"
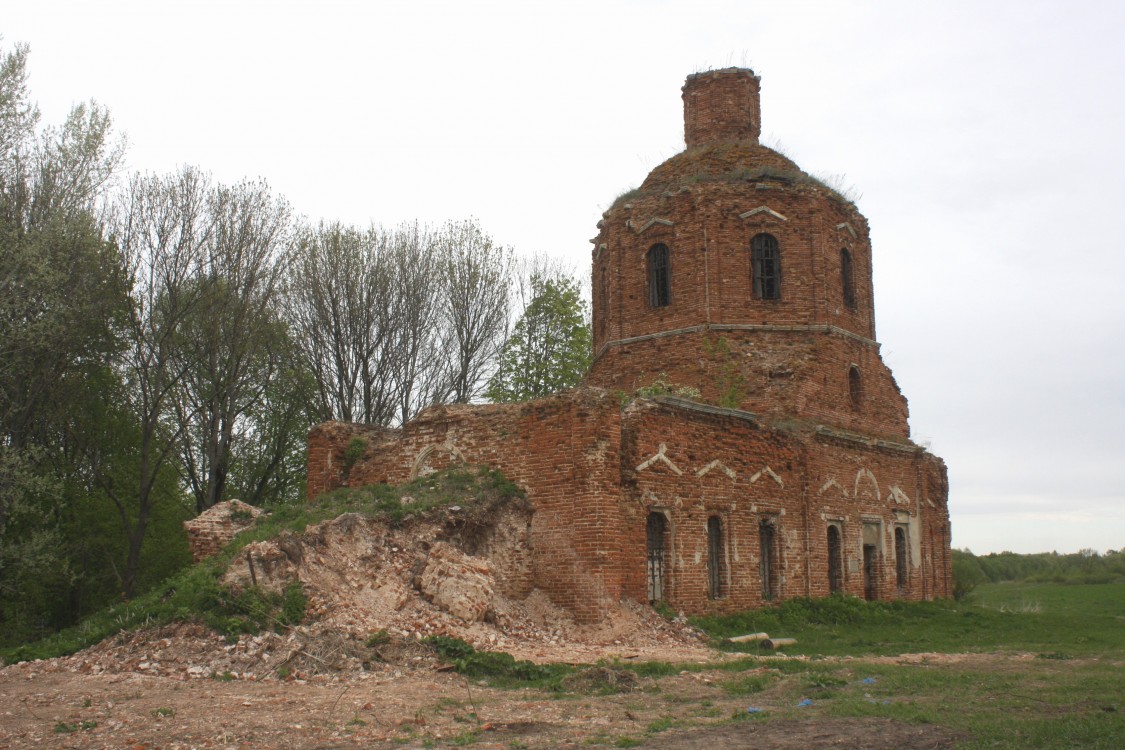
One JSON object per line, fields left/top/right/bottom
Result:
{"left": 485, "top": 273, "right": 591, "bottom": 403}
{"left": 0, "top": 40, "right": 140, "bottom": 640}
{"left": 951, "top": 549, "right": 987, "bottom": 601}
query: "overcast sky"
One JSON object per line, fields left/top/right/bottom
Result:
{"left": 7, "top": 0, "right": 1124, "bottom": 555}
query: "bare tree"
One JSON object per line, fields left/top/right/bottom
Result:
{"left": 171, "top": 178, "right": 292, "bottom": 512}
{"left": 285, "top": 222, "right": 399, "bottom": 425}
{"left": 284, "top": 218, "right": 515, "bottom": 426}
{"left": 104, "top": 167, "right": 212, "bottom": 597}
{"left": 387, "top": 221, "right": 445, "bottom": 424}
{"left": 437, "top": 220, "right": 512, "bottom": 403}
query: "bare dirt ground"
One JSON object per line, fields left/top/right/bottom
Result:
{"left": 0, "top": 625, "right": 968, "bottom": 750}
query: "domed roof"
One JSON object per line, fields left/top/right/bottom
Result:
{"left": 640, "top": 140, "right": 805, "bottom": 193}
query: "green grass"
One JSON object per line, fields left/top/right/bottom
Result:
{"left": 1, "top": 466, "right": 525, "bottom": 665}
{"left": 682, "top": 583, "right": 1125, "bottom": 749}
{"left": 692, "top": 584, "right": 1125, "bottom": 658}
{"left": 424, "top": 636, "right": 571, "bottom": 689}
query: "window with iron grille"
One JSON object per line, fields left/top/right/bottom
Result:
{"left": 895, "top": 526, "right": 909, "bottom": 593}
{"left": 827, "top": 524, "right": 843, "bottom": 593}
{"left": 707, "top": 516, "right": 725, "bottom": 599}
{"left": 751, "top": 233, "right": 781, "bottom": 300}
{"left": 841, "top": 248, "right": 856, "bottom": 309}
{"left": 647, "top": 244, "right": 670, "bottom": 307}
{"left": 759, "top": 518, "right": 779, "bottom": 600}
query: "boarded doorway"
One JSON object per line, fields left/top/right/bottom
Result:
{"left": 862, "top": 522, "right": 881, "bottom": 600}
{"left": 863, "top": 544, "right": 877, "bottom": 600}
{"left": 827, "top": 524, "right": 843, "bottom": 593}
{"left": 759, "top": 519, "right": 778, "bottom": 601}
{"left": 646, "top": 512, "right": 667, "bottom": 602}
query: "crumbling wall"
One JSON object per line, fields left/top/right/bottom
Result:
{"left": 307, "top": 389, "right": 626, "bottom": 623}
{"left": 183, "top": 500, "right": 266, "bottom": 563}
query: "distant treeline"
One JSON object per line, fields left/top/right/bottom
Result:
{"left": 952, "top": 548, "right": 1125, "bottom": 599}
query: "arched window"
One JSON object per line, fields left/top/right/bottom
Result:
{"left": 751, "top": 233, "right": 781, "bottom": 300}
{"left": 841, "top": 248, "right": 856, "bottom": 309}
{"left": 827, "top": 525, "right": 843, "bottom": 593}
{"left": 707, "top": 516, "right": 725, "bottom": 599}
{"left": 646, "top": 244, "right": 670, "bottom": 307}
{"left": 848, "top": 365, "right": 863, "bottom": 410}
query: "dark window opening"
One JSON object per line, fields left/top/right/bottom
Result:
{"left": 647, "top": 244, "right": 670, "bottom": 308}
{"left": 707, "top": 516, "right": 725, "bottom": 600}
{"left": 827, "top": 525, "right": 843, "bottom": 594}
{"left": 895, "top": 526, "right": 908, "bottom": 594}
{"left": 647, "top": 512, "right": 667, "bottom": 602}
{"left": 863, "top": 543, "right": 878, "bottom": 600}
{"left": 848, "top": 366, "right": 863, "bottom": 410}
{"left": 751, "top": 233, "right": 781, "bottom": 300}
{"left": 759, "top": 519, "right": 778, "bottom": 601}
{"left": 841, "top": 248, "right": 856, "bottom": 309}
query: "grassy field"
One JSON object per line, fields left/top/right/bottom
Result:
{"left": 694, "top": 582, "right": 1125, "bottom": 658}
{"left": 683, "top": 582, "right": 1125, "bottom": 749}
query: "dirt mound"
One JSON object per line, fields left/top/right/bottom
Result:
{"left": 216, "top": 500, "right": 708, "bottom": 666}
{"left": 27, "top": 500, "right": 709, "bottom": 683}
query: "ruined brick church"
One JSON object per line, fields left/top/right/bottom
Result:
{"left": 306, "top": 68, "right": 952, "bottom": 623}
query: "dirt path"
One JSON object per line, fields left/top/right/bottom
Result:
{"left": 0, "top": 652, "right": 966, "bottom": 749}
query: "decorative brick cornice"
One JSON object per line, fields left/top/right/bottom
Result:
{"left": 593, "top": 323, "right": 879, "bottom": 362}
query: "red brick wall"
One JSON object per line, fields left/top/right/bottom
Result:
{"left": 587, "top": 329, "right": 909, "bottom": 441}
{"left": 589, "top": 67, "right": 907, "bottom": 440}
{"left": 614, "top": 398, "right": 948, "bottom": 615}
{"left": 682, "top": 68, "right": 762, "bottom": 148}
{"left": 306, "top": 389, "right": 951, "bottom": 621}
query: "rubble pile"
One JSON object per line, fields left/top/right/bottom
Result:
{"left": 14, "top": 501, "right": 708, "bottom": 680}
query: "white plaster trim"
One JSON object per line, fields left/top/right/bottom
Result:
{"left": 636, "top": 442, "right": 683, "bottom": 476}
{"left": 409, "top": 440, "right": 467, "bottom": 479}
{"left": 836, "top": 222, "right": 858, "bottom": 238}
{"left": 854, "top": 468, "right": 880, "bottom": 502}
{"left": 739, "top": 206, "right": 788, "bottom": 222}
{"left": 696, "top": 459, "right": 737, "bottom": 481}
{"left": 889, "top": 485, "right": 911, "bottom": 505}
{"left": 749, "top": 466, "right": 784, "bottom": 487}
{"left": 819, "top": 478, "right": 846, "bottom": 497}
{"left": 635, "top": 217, "right": 674, "bottom": 234}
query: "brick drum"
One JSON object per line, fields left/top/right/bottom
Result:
{"left": 305, "top": 68, "right": 951, "bottom": 622}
